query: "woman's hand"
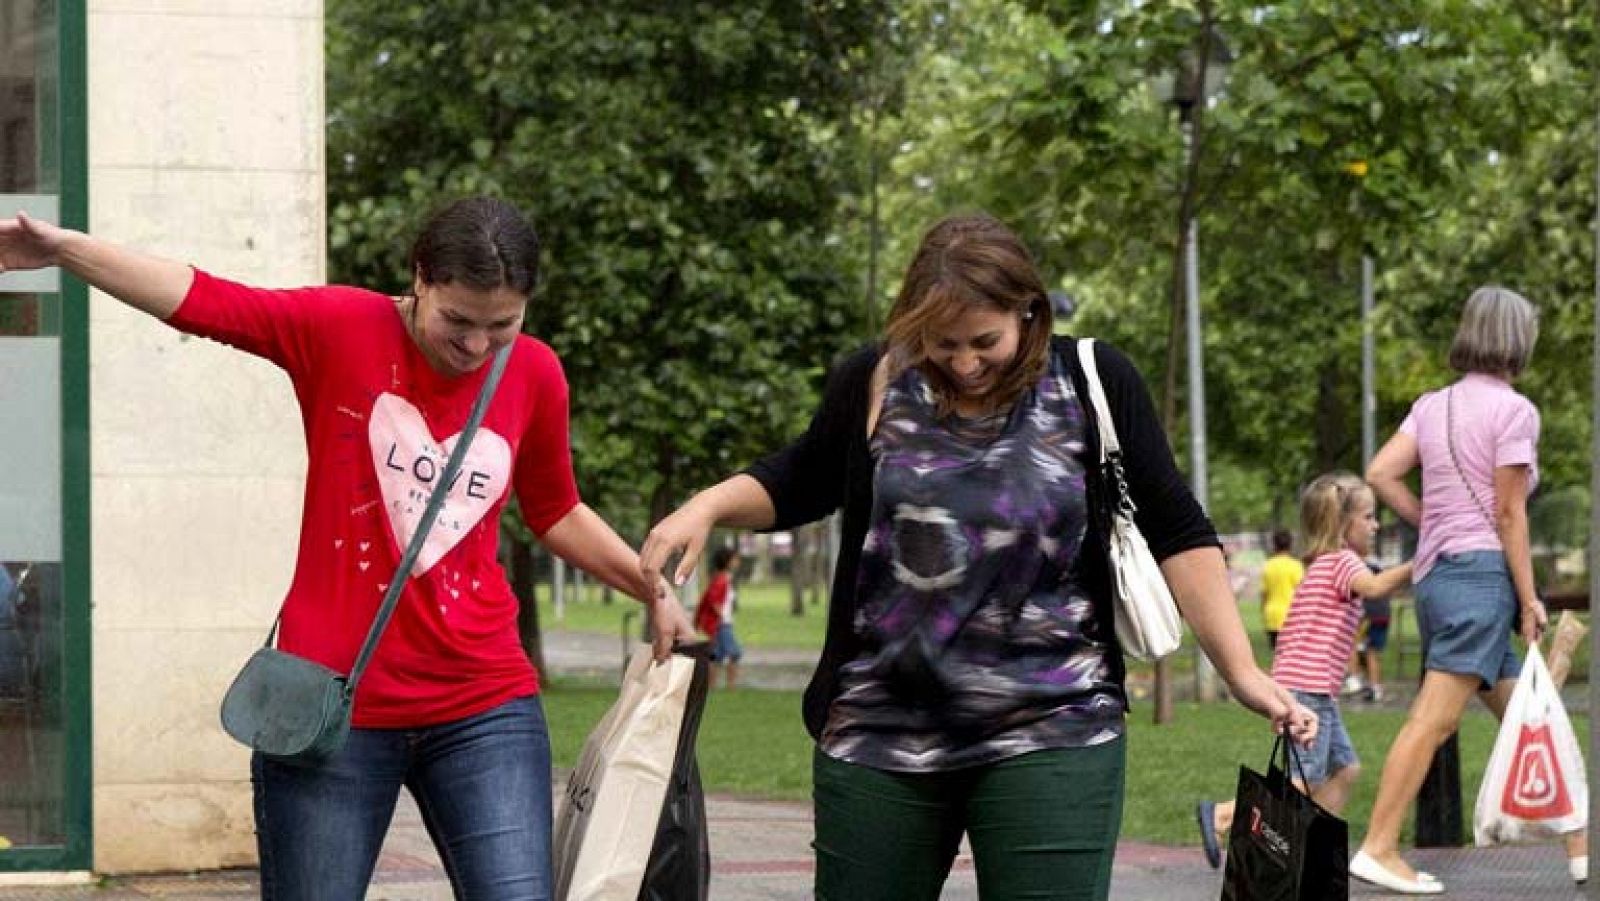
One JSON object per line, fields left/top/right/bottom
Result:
{"left": 1229, "top": 668, "right": 1319, "bottom": 749}
{"left": 0, "top": 212, "right": 71, "bottom": 272}
{"left": 1520, "top": 598, "right": 1548, "bottom": 647}
{"left": 640, "top": 499, "right": 719, "bottom": 595}
{"left": 646, "top": 586, "right": 698, "bottom": 663}
{"left": 0, "top": 212, "right": 190, "bottom": 318}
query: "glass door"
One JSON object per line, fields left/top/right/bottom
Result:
{"left": 0, "top": 0, "right": 90, "bottom": 871}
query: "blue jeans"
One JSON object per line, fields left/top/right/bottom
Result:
{"left": 710, "top": 623, "right": 742, "bottom": 662}
{"left": 252, "top": 694, "right": 553, "bottom": 901}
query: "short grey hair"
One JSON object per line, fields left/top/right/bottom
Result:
{"left": 1448, "top": 285, "right": 1538, "bottom": 377}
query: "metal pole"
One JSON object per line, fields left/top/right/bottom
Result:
{"left": 1586, "top": 34, "right": 1600, "bottom": 893}
{"left": 1184, "top": 132, "right": 1208, "bottom": 512}
{"left": 1360, "top": 255, "right": 1376, "bottom": 469}
{"left": 553, "top": 556, "right": 566, "bottom": 621}
{"left": 1182, "top": 115, "right": 1219, "bottom": 702}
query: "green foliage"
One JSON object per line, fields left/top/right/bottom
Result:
{"left": 1531, "top": 485, "right": 1590, "bottom": 552}
{"left": 534, "top": 579, "right": 828, "bottom": 649}
{"left": 877, "top": 0, "right": 1596, "bottom": 526}
{"left": 327, "top": 0, "right": 899, "bottom": 531}
{"left": 329, "top": 0, "right": 1596, "bottom": 539}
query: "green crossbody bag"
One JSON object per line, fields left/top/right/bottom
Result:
{"left": 220, "top": 344, "right": 512, "bottom": 765}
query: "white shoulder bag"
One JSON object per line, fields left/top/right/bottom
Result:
{"left": 1074, "top": 338, "right": 1184, "bottom": 661}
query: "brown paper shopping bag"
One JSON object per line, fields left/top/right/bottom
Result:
{"left": 553, "top": 644, "right": 710, "bottom": 901}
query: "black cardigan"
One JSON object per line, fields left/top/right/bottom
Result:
{"left": 745, "top": 335, "right": 1219, "bottom": 740}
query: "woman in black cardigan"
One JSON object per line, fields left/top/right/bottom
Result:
{"left": 642, "top": 214, "right": 1314, "bottom": 900}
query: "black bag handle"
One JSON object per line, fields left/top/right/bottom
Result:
{"left": 1270, "top": 723, "right": 1314, "bottom": 796}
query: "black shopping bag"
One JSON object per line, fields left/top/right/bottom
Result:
{"left": 553, "top": 644, "right": 712, "bottom": 901}
{"left": 1220, "top": 726, "right": 1348, "bottom": 901}
{"left": 638, "top": 644, "right": 711, "bottom": 901}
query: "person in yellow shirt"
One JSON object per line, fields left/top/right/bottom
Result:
{"left": 1259, "top": 529, "right": 1304, "bottom": 652}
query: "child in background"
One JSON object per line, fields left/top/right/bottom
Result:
{"left": 1259, "top": 528, "right": 1304, "bottom": 653}
{"left": 1356, "top": 593, "right": 1392, "bottom": 702}
{"left": 1195, "top": 473, "right": 1414, "bottom": 870}
{"left": 1341, "top": 562, "right": 1394, "bottom": 702}
{"left": 695, "top": 545, "right": 744, "bottom": 690}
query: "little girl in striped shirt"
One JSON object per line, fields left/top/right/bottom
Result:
{"left": 1196, "top": 472, "right": 1413, "bottom": 869}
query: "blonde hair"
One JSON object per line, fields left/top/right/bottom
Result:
{"left": 1448, "top": 285, "right": 1538, "bottom": 377}
{"left": 1298, "top": 472, "right": 1372, "bottom": 561}
{"left": 882, "top": 213, "right": 1052, "bottom": 413}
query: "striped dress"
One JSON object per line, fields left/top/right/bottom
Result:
{"left": 1271, "top": 549, "right": 1367, "bottom": 695}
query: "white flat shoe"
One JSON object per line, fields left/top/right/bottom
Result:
{"left": 1349, "top": 850, "right": 1444, "bottom": 895}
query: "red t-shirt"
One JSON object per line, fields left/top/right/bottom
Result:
{"left": 170, "top": 270, "right": 580, "bottom": 727}
{"left": 1270, "top": 549, "right": 1367, "bottom": 695}
{"left": 695, "top": 572, "right": 730, "bottom": 636}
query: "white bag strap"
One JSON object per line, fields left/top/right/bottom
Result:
{"left": 1074, "top": 338, "right": 1139, "bottom": 520}
{"left": 1076, "top": 338, "right": 1120, "bottom": 463}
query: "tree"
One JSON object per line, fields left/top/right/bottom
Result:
{"left": 327, "top": 0, "right": 900, "bottom": 537}
{"left": 872, "top": 0, "right": 1594, "bottom": 527}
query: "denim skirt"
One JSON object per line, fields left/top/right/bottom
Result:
{"left": 1415, "top": 550, "right": 1521, "bottom": 689}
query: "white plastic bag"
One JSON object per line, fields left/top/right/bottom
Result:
{"left": 553, "top": 646, "right": 704, "bottom": 900}
{"left": 1473, "top": 644, "right": 1587, "bottom": 845}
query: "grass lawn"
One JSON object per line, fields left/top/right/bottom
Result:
{"left": 541, "top": 678, "right": 1589, "bottom": 848}
{"left": 534, "top": 580, "right": 829, "bottom": 649}
{"left": 536, "top": 578, "right": 1597, "bottom": 692}
{"left": 537, "top": 576, "right": 1592, "bottom": 846}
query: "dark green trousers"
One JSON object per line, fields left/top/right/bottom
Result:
{"left": 813, "top": 737, "right": 1127, "bottom": 901}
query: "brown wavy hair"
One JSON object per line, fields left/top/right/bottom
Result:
{"left": 882, "top": 213, "right": 1052, "bottom": 414}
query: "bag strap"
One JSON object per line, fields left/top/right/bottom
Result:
{"left": 1075, "top": 338, "right": 1119, "bottom": 461}
{"left": 1445, "top": 386, "right": 1498, "bottom": 534}
{"left": 266, "top": 343, "right": 515, "bottom": 694}
{"left": 1074, "top": 338, "right": 1137, "bottom": 519}
{"left": 1271, "top": 723, "right": 1314, "bottom": 796}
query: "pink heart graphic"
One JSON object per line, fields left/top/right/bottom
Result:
{"left": 369, "top": 393, "right": 511, "bottom": 576}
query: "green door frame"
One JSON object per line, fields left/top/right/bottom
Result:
{"left": 1, "top": 0, "right": 91, "bottom": 873}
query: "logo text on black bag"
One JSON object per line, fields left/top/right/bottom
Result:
{"left": 1248, "top": 806, "right": 1290, "bottom": 865}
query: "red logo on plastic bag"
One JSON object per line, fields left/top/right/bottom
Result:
{"left": 1501, "top": 722, "right": 1573, "bottom": 820}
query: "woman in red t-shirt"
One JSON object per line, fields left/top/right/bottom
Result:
{"left": 0, "top": 198, "right": 695, "bottom": 899}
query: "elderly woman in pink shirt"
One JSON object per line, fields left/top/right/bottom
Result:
{"left": 1349, "top": 286, "right": 1556, "bottom": 895}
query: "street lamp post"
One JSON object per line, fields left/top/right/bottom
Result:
{"left": 1580, "top": 65, "right": 1593, "bottom": 901}
{"left": 1158, "top": 21, "right": 1231, "bottom": 704}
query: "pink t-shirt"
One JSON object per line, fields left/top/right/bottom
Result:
{"left": 1271, "top": 549, "right": 1367, "bottom": 695}
{"left": 1399, "top": 373, "right": 1539, "bottom": 583}
{"left": 170, "top": 270, "right": 581, "bottom": 727}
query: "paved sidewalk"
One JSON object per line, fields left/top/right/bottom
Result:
{"left": 0, "top": 629, "right": 1585, "bottom": 898}
{"left": 2, "top": 788, "right": 1583, "bottom": 899}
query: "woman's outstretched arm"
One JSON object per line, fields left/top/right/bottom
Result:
{"left": 0, "top": 212, "right": 192, "bottom": 320}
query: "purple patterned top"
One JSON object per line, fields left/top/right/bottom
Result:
{"left": 819, "top": 353, "right": 1125, "bottom": 772}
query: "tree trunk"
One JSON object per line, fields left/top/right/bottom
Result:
{"left": 1313, "top": 365, "right": 1351, "bottom": 473}
{"left": 865, "top": 106, "right": 883, "bottom": 337}
{"left": 789, "top": 528, "right": 806, "bottom": 616}
{"left": 750, "top": 533, "right": 772, "bottom": 582}
{"left": 508, "top": 528, "right": 546, "bottom": 676}
{"left": 811, "top": 521, "right": 828, "bottom": 606}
